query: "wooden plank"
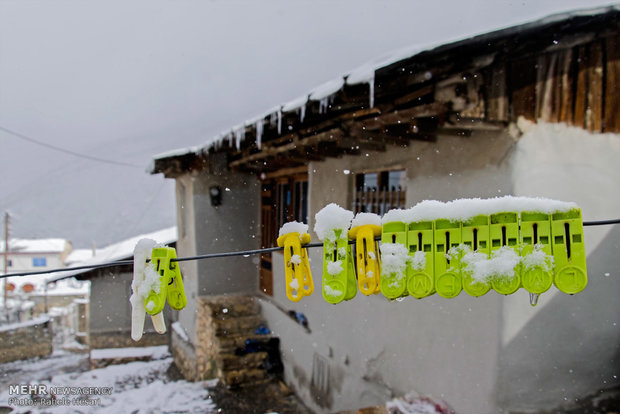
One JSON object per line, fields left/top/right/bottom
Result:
{"left": 262, "top": 166, "right": 309, "bottom": 180}
{"left": 460, "top": 73, "right": 485, "bottom": 119}
{"left": 486, "top": 64, "right": 509, "bottom": 122}
{"left": 587, "top": 41, "right": 604, "bottom": 132}
{"left": 574, "top": 45, "right": 589, "bottom": 128}
{"left": 510, "top": 57, "right": 537, "bottom": 121}
{"left": 229, "top": 128, "right": 344, "bottom": 168}
{"left": 536, "top": 53, "right": 558, "bottom": 122}
{"left": 558, "top": 49, "right": 574, "bottom": 123}
{"left": 361, "top": 102, "right": 447, "bottom": 126}
{"left": 605, "top": 33, "right": 620, "bottom": 132}
{"left": 393, "top": 85, "right": 434, "bottom": 106}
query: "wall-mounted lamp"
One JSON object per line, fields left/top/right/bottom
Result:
{"left": 209, "top": 185, "right": 222, "bottom": 206}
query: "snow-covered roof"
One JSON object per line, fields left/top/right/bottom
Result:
{"left": 77, "top": 226, "right": 176, "bottom": 266}
{"left": 0, "top": 238, "right": 69, "bottom": 253}
{"left": 0, "top": 315, "right": 51, "bottom": 333}
{"left": 151, "top": 5, "right": 619, "bottom": 167}
{"left": 65, "top": 248, "right": 94, "bottom": 265}
{"left": 2, "top": 227, "right": 177, "bottom": 291}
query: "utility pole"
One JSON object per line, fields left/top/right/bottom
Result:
{"left": 3, "top": 212, "right": 9, "bottom": 310}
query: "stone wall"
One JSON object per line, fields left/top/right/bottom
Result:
{"left": 0, "top": 317, "right": 53, "bottom": 363}
{"left": 171, "top": 294, "right": 275, "bottom": 386}
{"left": 171, "top": 325, "right": 199, "bottom": 381}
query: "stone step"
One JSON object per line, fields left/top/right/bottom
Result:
{"left": 215, "top": 333, "right": 275, "bottom": 353}
{"left": 212, "top": 315, "right": 265, "bottom": 337}
{"left": 217, "top": 351, "right": 268, "bottom": 371}
{"left": 220, "top": 368, "right": 268, "bottom": 387}
{"left": 201, "top": 295, "right": 261, "bottom": 318}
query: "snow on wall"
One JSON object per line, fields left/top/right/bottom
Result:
{"left": 503, "top": 119, "right": 620, "bottom": 346}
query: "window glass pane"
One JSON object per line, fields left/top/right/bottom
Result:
{"left": 32, "top": 257, "right": 47, "bottom": 267}
{"left": 363, "top": 173, "right": 378, "bottom": 189}
{"left": 301, "top": 181, "right": 308, "bottom": 224}
{"left": 388, "top": 170, "right": 406, "bottom": 190}
{"left": 294, "top": 182, "right": 301, "bottom": 222}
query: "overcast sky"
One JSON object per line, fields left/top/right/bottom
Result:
{"left": 0, "top": 0, "right": 614, "bottom": 250}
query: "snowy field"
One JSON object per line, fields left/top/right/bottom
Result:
{"left": 0, "top": 351, "right": 216, "bottom": 413}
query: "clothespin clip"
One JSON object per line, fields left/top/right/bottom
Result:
{"left": 380, "top": 219, "right": 409, "bottom": 299}
{"left": 520, "top": 212, "right": 553, "bottom": 306}
{"left": 314, "top": 204, "right": 357, "bottom": 304}
{"left": 147, "top": 247, "right": 188, "bottom": 312}
{"left": 349, "top": 213, "right": 382, "bottom": 295}
{"left": 551, "top": 208, "right": 587, "bottom": 294}
{"left": 277, "top": 222, "right": 313, "bottom": 302}
{"left": 131, "top": 243, "right": 187, "bottom": 342}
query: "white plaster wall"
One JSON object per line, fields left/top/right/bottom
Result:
{"left": 193, "top": 168, "right": 260, "bottom": 296}
{"left": 496, "top": 122, "right": 620, "bottom": 412}
{"left": 175, "top": 175, "right": 199, "bottom": 344}
{"left": 2, "top": 253, "right": 63, "bottom": 273}
{"left": 502, "top": 121, "right": 620, "bottom": 346}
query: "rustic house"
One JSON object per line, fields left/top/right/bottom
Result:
{"left": 151, "top": 6, "right": 620, "bottom": 414}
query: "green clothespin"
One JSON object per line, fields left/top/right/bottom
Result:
{"left": 552, "top": 208, "right": 587, "bottom": 294}
{"left": 434, "top": 219, "right": 462, "bottom": 299}
{"left": 490, "top": 212, "right": 521, "bottom": 295}
{"left": 322, "top": 229, "right": 357, "bottom": 304}
{"left": 520, "top": 212, "right": 553, "bottom": 297}
{"left": 406, "top": 221, "right": 435, "bottom": 299}
{"left": 380, "top": 221, "right": 408, "bottom": 299}
{"left": 461, "top": 215, "right": 492, "bottom": 297}
{"left": 145, "top": 247, "right": 187, "bottom": 315}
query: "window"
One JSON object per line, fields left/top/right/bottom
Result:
{"left": 32, "top": 257, "right": 47, "bottom": 267}
{"left": 7, "top": 259, "right": 12, "bottom": 267}
{"left": 354, "top": 169, "right": 406, "bottom": 215}
{"left": 276, "top": 179, "right": 308, "bottom": 231}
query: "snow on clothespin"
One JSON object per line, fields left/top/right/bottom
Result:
{"left": 130, "top": 241, "right": 187, "bottom": 341}
{"left": 380, "top": 210, "right": 410, "bottom": 299}
{"left": 315, "top": 204, "right": 357, "bottom": 304}
{"left": 277, "top": 222, "right": 313, "bottom": 302}
{"left": 349, "top": 213, "right": 382, "bottom": 296}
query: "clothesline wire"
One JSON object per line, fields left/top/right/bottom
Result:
{"left": 2, "top": 218, "right": 619, "bottom": 280}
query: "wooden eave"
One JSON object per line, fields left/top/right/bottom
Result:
{"left": 151, "top": 7, "right": 620, "bottom": 177}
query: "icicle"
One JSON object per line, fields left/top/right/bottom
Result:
{"left": 234, "top": 127, "right": 245, "bottom": 150}
{"left": 319, "top": 97, "right": 329, "bottom": 114}
{"left": 299, "top": 103, "right": 306, "bottom": 123}
{"left": 228, "top": 133, "right": 234, "bottom": 148}
{"left": 270, "top": 112, "right": 278, "bottom": 127}
{"left": 255, "top": 119, "right": 263, "bottom": 149}
{"left": 277, "top": 108, "right": 282, "bottom": 135}
{"left": 369, "top": 74, "right": 375, "bottom": 108}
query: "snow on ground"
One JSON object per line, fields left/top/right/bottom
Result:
{"left": 0, "top": 351, "right": 88, "bottom": 392}
{"left": 90, "top": 345, "right": 169, "bottom": 360}
{"left": 0, "top": 353, "right": 216, "bottom": 414}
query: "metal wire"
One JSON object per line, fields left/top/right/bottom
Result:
{"left": 1, "top": 218, "right": 617, "bottom": 279}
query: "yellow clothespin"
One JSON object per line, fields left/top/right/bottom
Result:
{"left": 349, "top": 213, "right": 382, "bottom": 295}
{"left": 277, "top": 222, "right": 313, "bottom": 302}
